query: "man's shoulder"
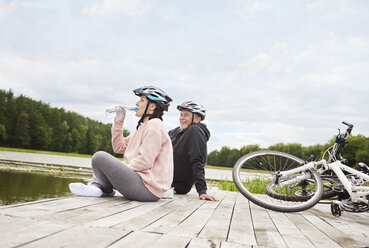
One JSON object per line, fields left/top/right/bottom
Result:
{"left": 169, "top": 126, "right": 181, "bottom": 135}
{"left": 187, "top": 124, "right": 208, "bottom": 135}
{"left": 187, "top": 123, "right": 210, "bottom": 142}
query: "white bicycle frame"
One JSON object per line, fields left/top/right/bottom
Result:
{"left": 279, "top": 159, "right": 369, "bottom": 204}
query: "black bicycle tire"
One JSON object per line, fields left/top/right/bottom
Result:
{"left": 266, "top": 175, "right": 341, "bottom": 201}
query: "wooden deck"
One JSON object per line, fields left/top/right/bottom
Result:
{"left": 1, "top": 189, "right": 369, "bottom": 248}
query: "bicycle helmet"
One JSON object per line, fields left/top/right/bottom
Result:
{"left": 177, "top": 100, "right": 206, "bottom": 120}
{"left": 133, "top": 86, "right": 172, "bottom": 111}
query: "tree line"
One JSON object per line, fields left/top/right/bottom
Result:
{"left": 2, "top": 89, "right": 368, "bottom": 169}
{"left": 208, "top": 135, "right": 369, "bottom": 170}
{"left": 0, "top": 89, "right": 129, "bottom": 155}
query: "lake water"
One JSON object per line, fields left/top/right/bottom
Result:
{"left": 0, "top": 169, "right": 87, "bottom": 206}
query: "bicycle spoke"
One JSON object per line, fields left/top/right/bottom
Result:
{"left": 233, "top": 151, "right": 323, "bottom": 212}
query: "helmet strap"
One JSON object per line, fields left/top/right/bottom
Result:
{"left": 191, "top": 113, "right": 194, "bottom": 125}
{"left": 136, "top": 100, "right": 150, "bottom": 130}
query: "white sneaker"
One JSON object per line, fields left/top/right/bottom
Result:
{"left": 69, "top": 183, "right": 103, "bottom": 197}
{"left": 162, "top": 187, "right": 174, "bottom": 199}
{"left": 87, "top": 182, "right": 116, "bottom": 197}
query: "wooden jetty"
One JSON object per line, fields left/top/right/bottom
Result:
{"left": 1, "top": 189, "right": 369, "bottom": 248}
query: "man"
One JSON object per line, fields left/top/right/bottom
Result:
{"left": 169, "top": 100, "right": 217, "bottom": 201}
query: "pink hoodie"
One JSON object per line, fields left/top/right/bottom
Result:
{"left": 111, "top": 117, "right": 173, "bottom": 198}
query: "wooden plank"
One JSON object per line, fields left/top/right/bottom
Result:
{"left": 21, "top": 225, "right": 130, "bottom": 248}
{"left": 142, "top": 197, "right": 205, "bottom": 234}
{"left": 198, "top": 191, "right": 237, "bottom": 240}
{"left": 108, "top": 231, "right": 161, "bottom": 248}
{"left": 112, "top": 199, "right": 184, "bottom": 230}
{"left": 227, "top": 193, "right": 257, "bottom": 246}
{"left": 268, "top": 211, "right": 315, "bottom": 248}
{"left": 250, "top": 202, "right": 287, "bottom": 247}
{"left": 150, "top": 234, "right": 191, "bottom": 248}
{"left": 286, "top": 213, "right": 341, "bottom": 248}
{"left": 2, "top": 189, "right": 369, "bottom": 247}
{"left": 36, "top": 199, "right": 141, "bottom": 225}
{"left": 0, "top": 216, "right": 66, "bottom": 247}
{"left": 301, "top": 212, "right": 366, "bottom": 247}
{"left": 220, "top": 241, "right": 253, "bottom": 248}
{"left": 88, "top": 199, "right": 170, "bottom": 228}
{"left": 187, "top": 237, "right": 221, "bottom": 248}
{"left": 308, "top": 204, "right": 369, "bottom": 240}
{"left": 168, "top": 191, "right": 226, "bottom": 237}
{"left": 0, "top": 197, "right": 67, "bottom": 210}
{"left": 0, "top": 196, "right": 115, "bottom": 218}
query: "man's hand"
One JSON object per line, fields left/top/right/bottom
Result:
{"left": 199, "top": 193, "right": 217, "bottom": 201}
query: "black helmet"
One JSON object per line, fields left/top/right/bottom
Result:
{"left": 133, "top": 86, "right": 172, "bottom": 111}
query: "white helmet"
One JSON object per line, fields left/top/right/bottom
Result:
{"left": 177, "top": 100, "right": 206, "bottom": 120}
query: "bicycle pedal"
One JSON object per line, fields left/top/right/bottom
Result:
{"left": 331, "top": 201, "right": 342, "bottom": 217}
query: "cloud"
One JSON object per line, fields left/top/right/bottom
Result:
{"left": 163, "top": 7, "right": 177, "bottom": 21}
{"left": 293, "top": 46, "right": 315, "bottom": 65}
{"left": 326, "top": 66, "right": 351, "bottom": 84}
{"left": 236, "top": 0, "right": 264, "bottom": 18}
{"left": 0, "top": 53, "right": 126, "bottom": 104}
{"left": 207, "top": 47, "right": 223, "bottom": 55}
{"left": 241, "top": 0, "right": 264, "bottom": 13}
{"left": 306, "top": 0, "right": 324, "bottom": 12}
{"left": 306, "top": 0, "right": 349, "bottom": 13}
{"left": 225, "top": 53, "right": 280, "bottom": 83}
{"left": 0, "top": 0, "right": 31, "bottom": 13}
{"left": 82, "top": 0, "right": 151, "bottom": 17}
{"left": 270, "top": 42, "right": 287, "bottom": 54}
{"left": 1, "top": 0, "right": 369, "bottom": 152}
{"left": 347, "top": 36, "right": 367, "bottom": 47}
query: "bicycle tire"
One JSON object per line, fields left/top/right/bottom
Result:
{"left": 266, "top": 175, "right": 341, "bottom": 201}
{"left": 232, "top": 150, "right": 323, "bottom": 212}
{"left": 320, "top": 176, "right": 343, "bottom": 199}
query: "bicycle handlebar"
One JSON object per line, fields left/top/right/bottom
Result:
{"left": 342, "top": 121, "right": 353, "bottom": 136}
{"left": 334, "top": 121, "right": 354, "bottom": 163}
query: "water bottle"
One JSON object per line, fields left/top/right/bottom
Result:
{"left": 105, "top": 106, "right": 138, "bottom": 117}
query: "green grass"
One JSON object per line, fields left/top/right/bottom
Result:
{"left": 0, "top": 147, "right": 93, "bottom": 158}
{"left": 206, "top": 164, "right": 270, "bottom": 174}
{"left": 205, "top": 164, "right": 233, "bottom": 171}
{"left": 209, "top": 177, "right": 270, "bottom": 194}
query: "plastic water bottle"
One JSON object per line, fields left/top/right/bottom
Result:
{"left": 105, "top": 106, "right": 138, "bottom": 117}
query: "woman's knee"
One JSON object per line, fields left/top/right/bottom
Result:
{"left": 92, "top": 151, "right": 109, "bottom": 167}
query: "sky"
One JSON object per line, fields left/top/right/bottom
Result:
{"left": 1, "top": 0, "right": 369, "bottom": 152}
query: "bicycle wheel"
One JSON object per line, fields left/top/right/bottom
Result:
{"left": 232, "top": 150, "right": 323, "bottom": 212}
{"left": 266, "top": 175, "right": 341, "bottom": 201}
{"left": 320, "top": 175, "right": 343, "bottom": 200}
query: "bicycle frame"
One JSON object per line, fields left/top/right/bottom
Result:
{"left": 328, "top": 161, "right": 369, "bottom": 203}
{"left": 279, "top": 159, "right": 369, "bottom": 204}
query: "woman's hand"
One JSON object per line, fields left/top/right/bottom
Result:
{"left": 114, "top": 106, "right": 126, "bottom": 123}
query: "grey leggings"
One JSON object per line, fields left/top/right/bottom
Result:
{"left": 91, "top": 151, "right": 159, "bottom": 202}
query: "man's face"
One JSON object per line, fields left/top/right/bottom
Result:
{"left": 179, "top": 109, "right": 193, "bottom": 129}
{"left": 179, "top": 109, "right": 201, "bottom": 129}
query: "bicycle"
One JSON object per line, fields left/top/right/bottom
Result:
{"left": 232, "top": 121, "right": 369, "bottom": 216}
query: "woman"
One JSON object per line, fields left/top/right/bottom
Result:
{"left": 69, "top": 86, "right": 173, "bottom": 201}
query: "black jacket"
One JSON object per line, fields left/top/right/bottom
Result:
{"left": 169, "top": 123, "right": 210, "bottom": 195}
